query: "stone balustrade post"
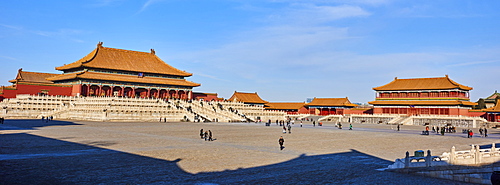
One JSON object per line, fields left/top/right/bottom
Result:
{"left": 404, "top": 151, "right": 410, "bottom": 168}
{"left": 426, "top": 150, "right": 432, "bottom": 167}
{"left": 493, "top": 143, "right": 496, "bottom": 152}
{"left": 450, "top": 146, "right": 456, "bottom": 164}
{"left": 475, "top": 145, "right": 481, "bottom": 164}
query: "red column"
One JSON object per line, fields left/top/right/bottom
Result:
{"left": 132, "top": 88, "right": 136, "bottom": 98}
{"left": 98, "top": 85, "right": 102, "bottom": 96}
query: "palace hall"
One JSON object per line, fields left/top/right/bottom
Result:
{"left": 0, "top": 42, "right": 200, "bottom": 100}
{"left": 369, "top": 75, "right": 476, "bottom": 116}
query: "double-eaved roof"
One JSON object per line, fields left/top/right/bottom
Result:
{"left": 306, "top": 97, "right": 357, "bottom": 107}
{"left": 373, "top": 75, "right": 472, "bottom": 91}
{"left": 55, "top": 42, "right": 192, "bottom": 77}
{"left": 47, "top": 42, "right": 200, "bottom": 87}
{"left": 228, "top": 91, "right": 268, "bottom": 104}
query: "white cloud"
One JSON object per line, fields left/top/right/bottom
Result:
{"left": 268, "top": 4, "right": 371, "bottom": 24}
{"left": 89, "top": 0, "right": 124, "bottom": 7}
{"left": 136, "top": 0, "right": 165, "bottom": 14}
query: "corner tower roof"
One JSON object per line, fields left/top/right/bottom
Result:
{"left": 55, "top": 42, "right": 192, "bottom": 77}
{"left": 373, "top": 75, "right": 472, "bottom": 91}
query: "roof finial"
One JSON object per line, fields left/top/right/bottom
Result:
{"left": 445, "top": 74, "right": 449, "bottom": 78}
{"left": 97, "top": 42, "right": 103, "bottom": 48}
{"left": 150, "top": 49, "right": 155, "bottom": 55}
{"left": 394, "top": 77, "right": 398, "bottom": 80}
{"left": 18, "top": 68, "right": 22, "bottom": 72}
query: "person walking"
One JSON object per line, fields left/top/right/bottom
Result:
{"left": 349, "top": 124, "right": 352, "bottom": 130}
{"left": 204, "top": 131, "right": 208, "bottom": 141}
{"left": 200, "top": 129, "right": 204, "bottom": 139}
{"left": 300, "top": 121, "right": 302, "bottom": 127}
{"left": 397, "top": 124, "right": 400, "bottom": 131}
{"left": 282, "top": 126, "right": 287, "bottom": 134}
{"left": 0, "top": 117, "right": 4, "bottom": 124}
{"left": 208, "top": 130, "right": 213, "bottom": 141}
{"left": 479, "top": 128, "right": 484, "bottom": 137}
{"left": 288, "top": 124, "right": 292, "bottom": 134}
{"left": 278, "top": 136, "right": 285, "bottom": 150}
{"left": 485, "top": 128, "right": 488, "bottom": 137}
{"left": 313, "top": 121, "right": 315, "bottom": 127}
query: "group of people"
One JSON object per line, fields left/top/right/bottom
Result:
{"left": 41, "top": 116, "right": 53, "bottom": 122}
{"left": 431, "top": 126, "right": 457, "bottom": 133}
{"left": 479, "top": 127, "right": 488, "bottom": 137}
{"left": 199, "top": 129, "right": 214, "bottom": 141}
{"left": 282, "top": 124, "right": 292, "bottom": 134}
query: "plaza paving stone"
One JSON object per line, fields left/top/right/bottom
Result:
{"left": 1, "top": 119, "right": 496, "bottom": 184}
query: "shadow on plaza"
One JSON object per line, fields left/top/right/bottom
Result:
{"left": 0, "top": 133, "right": 467, "bottom": 185}
{"left": 1, "top": 119, "right": 82, "bottom": 130}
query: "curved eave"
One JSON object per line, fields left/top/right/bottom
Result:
{"left": 48, "top": 72, "right": 200, "bottom": 87}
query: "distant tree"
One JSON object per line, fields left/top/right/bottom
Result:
{"left": 475, "top": 98, "right": 486, "bottom": 110}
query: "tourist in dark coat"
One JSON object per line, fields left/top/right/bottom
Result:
{"left": 200, "top": 129, "right": 204, "bottom": 139}
{"left": 208, "top": 130, "right": 213, "bottom": 141}
{"left": 279, "top": 136, "right": 285, "bottom": 150}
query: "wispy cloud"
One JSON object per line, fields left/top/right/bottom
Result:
{"left": 1, "top": 24, "right": 86, "bottom": 43}
{"left": 446, "top": 60, "right": 499, "bottom": 67}
{"left": 267, "top": 4, "right": 371, "bottom": 24}
{"left": 89, "top": 0, "right": 123, "bottom": 7}
{"left": 136, "top": 0, "right": 165, "bottom": 14}
{"left": 0, "top": 56, "right": 20, "bottom": 61}
{"left": 0, "top": 24, "right": 23, "bottom": 30}
{"left": 193, "top": 72, "right": 231, "bottom": 82}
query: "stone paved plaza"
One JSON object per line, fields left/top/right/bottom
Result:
{"left": 1, "top": 119, "right": 497, "bottom": 184}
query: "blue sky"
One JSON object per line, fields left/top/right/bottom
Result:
{"left": 1, "top": 0, "right": 499, "bottom": 103}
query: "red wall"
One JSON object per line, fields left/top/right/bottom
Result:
{"left": 1, "top": 83, "right": 72, "bottom": 99}
{"left": 193, "top": 93, "right": 220, "bottom": 101}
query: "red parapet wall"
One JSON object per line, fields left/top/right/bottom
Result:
{"left": 1, "top": 83, "right": 72, "bottom": 98}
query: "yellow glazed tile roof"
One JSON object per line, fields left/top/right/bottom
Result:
{"left": 55, "top": 42, "right": 192, "bottom": 77}
{"left": 484, "top": 99, "right": 500, "bottom": 112}
{"left": 9, "top": 69, "right": 60, "bottom": 84}
{"left": 306, "top": 97, "right": 357, "bottom": 107}
{"left": 228, "top": 91, "right": 268, "bottom": 104}
{"left": 373, "top": 75, "right": 472, "bottom": 91}
{"left": 47, "top": 71, "right": 200, "bottom": 87}
{"left": 265, "top": 102, "right": 305, "bottom": 110}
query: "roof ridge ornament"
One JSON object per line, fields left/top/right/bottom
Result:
{"left": 150, "top": 49, "right": 155, "bottom": 55}
{"left": 97, "top": 41, "right": 103, "bottom": 48}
